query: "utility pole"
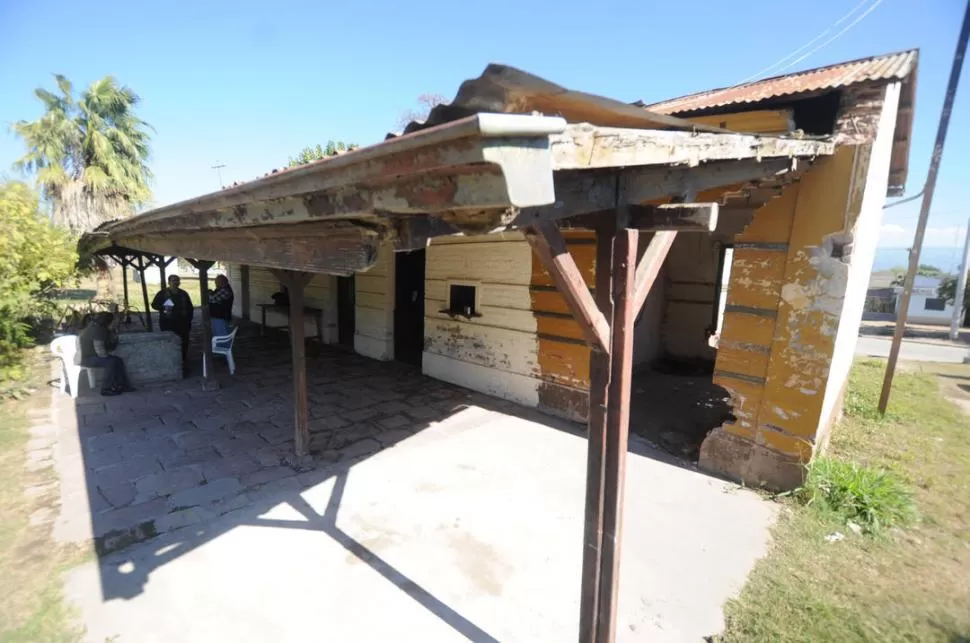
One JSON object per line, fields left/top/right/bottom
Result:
{"left": 879, "top": 0, "right": 970, "bottom": 413}
{"left": 211, "top": 161, "right": 227, "bottom": 188}
{"left": 950, "top": 219, "right": 970, "bottom": 340}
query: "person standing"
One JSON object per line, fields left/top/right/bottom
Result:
{"left": 152, "top": 274, "right": 194, "bottom": 372}
{"left": 77, "top": 312, "right": 133, "bottom": 396}
{"left": 208, "top": 274, "right": 235, "bottom": 337}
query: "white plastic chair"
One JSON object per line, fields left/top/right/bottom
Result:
{"left": 50, "top": 335, "right": 102, "bottom": 398}
{"left": 211, "top": 326, "right": 238, "bottom": 375}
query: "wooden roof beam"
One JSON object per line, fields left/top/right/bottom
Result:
{"left": 550, "top": 124, "right": 833, "bottom": 170}
{"left": 511, "top": 157, "right": 797, "bottom": 230}
{"left": 561, "top": 203, "right": 718, "bottom": 232}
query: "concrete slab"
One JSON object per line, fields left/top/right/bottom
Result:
{"left": 64, "top": 406, "right": 776, "bottom": 642}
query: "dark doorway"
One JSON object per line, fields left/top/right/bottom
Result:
{"left": 337, "top": 275, "right": 355, "bottom": 348}
{"left": 394, "top": 249, "right": 426, "bottom": 366}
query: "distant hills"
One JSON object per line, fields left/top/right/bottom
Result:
{"left": 873, "top": 247, "right": 965, "bottom": 274}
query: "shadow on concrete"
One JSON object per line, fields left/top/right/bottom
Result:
{"left": 59, "top": 319, "right": 710, "bottom": 639}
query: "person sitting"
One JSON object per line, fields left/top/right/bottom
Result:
{"left": 77, "top": 312, "right": 133, "bottom": 396}
{"left": 209, "top": 274, "right": 235, "bottom": 337}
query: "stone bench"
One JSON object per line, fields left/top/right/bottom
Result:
{"left": 114, "top": 331, "right": 182, "bottom": 385}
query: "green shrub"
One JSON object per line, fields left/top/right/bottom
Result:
{"left": 796, "top": 456, "right": 916, "bottom": 533}
{"left": 0, "top": 181, "right": 77, "bottom": 382}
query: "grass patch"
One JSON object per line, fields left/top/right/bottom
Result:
{"left": 796, "top": 457, "right": 916, "bottom": 533}
{"left": 721, "top": 359, "right": 970, "bottom": 642}
{"left": 0, "top": 349, "right": 86, "bottom": 642}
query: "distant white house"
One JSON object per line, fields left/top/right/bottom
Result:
{"left": 895, "top": 275, "right": 955, "bottom": 325}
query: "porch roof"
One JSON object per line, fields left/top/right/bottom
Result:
{"left": 80, "top": 65, "right": 835, "bottom": 276}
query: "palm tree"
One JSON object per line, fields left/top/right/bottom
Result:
{"left": 13, "top": 74, "right": 153, "bottom": 234}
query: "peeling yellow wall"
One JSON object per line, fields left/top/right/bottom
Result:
{"left": 712, "top": 145, "right": 870, "bottom": 469}
{"left": 531, "top": 230, "right": 595, "bottom": 420}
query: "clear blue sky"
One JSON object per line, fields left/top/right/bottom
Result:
{"left": 0, "top": 0, "right": 966, "bottom": 248}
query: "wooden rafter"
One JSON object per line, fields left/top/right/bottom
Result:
{"left": 524, "top": 220, "right": 611, "bottom": 354}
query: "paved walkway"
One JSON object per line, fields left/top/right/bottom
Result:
{"left": 855, "top": 336, "right": 967, "bottom": 363}
{"left": 41, "top": 330, "right": 777, "bottom": 642}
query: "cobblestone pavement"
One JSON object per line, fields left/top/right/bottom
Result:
{"left": 50, "top": 330, "right": 510, "bottom": 555}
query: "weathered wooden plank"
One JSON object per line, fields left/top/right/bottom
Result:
{"left": 684, "top": 109, "right": 795, "bottom": 134}
{"left": 426, "top": 239, "right": 533, "bottom": 285}
{"left": 597, "top": 228, "right": 638, "bottom": 643}
{"left": 579, "top": 218, "right": 615, "bottom": 642}
{"left": 551, "top": 124, "right": 834, "bottom": 170}
{"left": 114, "top": 231, "right": 380, "bottom": 276}
{"left": 633, "top": 231, "right": 678, "bottom": 315}
{"left": 525, "top": 221, "right": 610, "bottom": 353}
{"left": 424, "top": 318, "right": 539, "bottom": 379}
{"left": 426, "top": 279, "right": 534, "bottom": 312}
{"left": 728, "top": 248, "right": 788, "bottom": 310}
{"left": 561, "top": 203, "right": 719, "bottom": 232}
{"left": 531, "top": 242, "right": 597, "bottom": 289}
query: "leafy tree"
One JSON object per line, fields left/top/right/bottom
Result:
{"left": 0, "top": 181, "right": 78, "bottom": 379}
{"left": 12, "top": 74, "right": 153, "bottom": 235}
{"left": 938, "top": 274, "right": 970, "bottom": 325}
{"left": 890, "top": 264, "right": 943, "bottom": 286}
{"left": 287, "top": 141, "right": 358, "bottom": 167}
{"left": 397, "top": 93, "right": 447, "bottom": 130}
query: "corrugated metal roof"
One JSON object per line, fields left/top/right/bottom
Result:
{"left": 644, "top": 49, "right": 918, "bottom": 115}
{"left": 395, "top": 64, "right": 730, "bottom": 138}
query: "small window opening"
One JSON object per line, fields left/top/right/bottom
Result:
{"left": 442, "top": 284, "right": 479, "bottom": 318}
{"left": 924, "top": 297, "right": 946, "bottom": 311}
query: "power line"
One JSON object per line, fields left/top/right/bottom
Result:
{"left": 775, "top": 0, "right": 887, "bottom": 74}
{"left": 736, "top": 0, "right": 884, "bottom": 85}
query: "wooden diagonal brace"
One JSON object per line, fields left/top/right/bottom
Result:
{"left": 525, "top": 220, "right": 611, "bottom": 354}
{"left": 633, "top": 231, "right": 678, "bottom": 315}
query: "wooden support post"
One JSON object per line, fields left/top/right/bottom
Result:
{"left": 193, "top": 260, "right": 215, "bottom": 384}
{"left": 135, "top": 255, "right": 154, "bottom": 332}
{"left": 241, "top": 265, "right": 251, "bottom": 321}
{"left": 578, "top": 219, "right": 615, "bottom": 642}
{"left": 120, "top": 257, "right": 131, "bottom": 317}
{"left": 158, "top": 255, "right": 168, "bottom": 289}
{"left": 596, "top": 228, "right": 638, "bottom": 642}
{"left": 525, "top": 220, "right": 611, "bottom": 353}
{"left": 270, "top": 269, "right": 314, "bottom": 456}
{"left": 633, "top": 231, "right": 678, "bottom": 314}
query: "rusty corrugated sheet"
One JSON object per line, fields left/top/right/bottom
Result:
{"left": 395, "top": 64, "right": 729, "bottom": 137}
{"left": 643, "top": 49, "right": 918, "bottom": 197}
{"left": 643, "top": 49, "right": 917, "bottom": 115}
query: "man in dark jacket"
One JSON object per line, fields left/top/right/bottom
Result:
{"left": 152, "top": 275, "right": 194, "bottom": 370}
{"left": 209, "top": 274, "right": 234, "bottom": 337}
{"left": 77, "top": 312, "right": 133, "bottom": 396}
